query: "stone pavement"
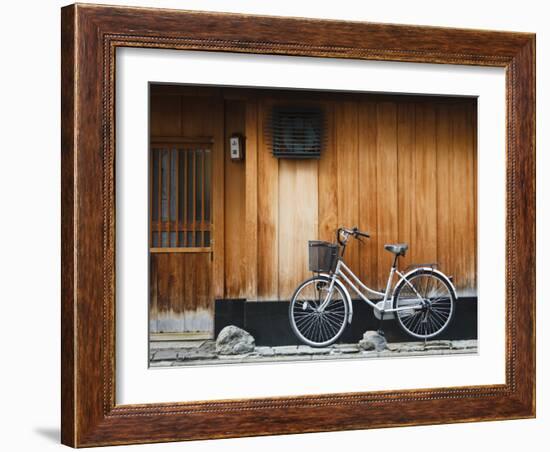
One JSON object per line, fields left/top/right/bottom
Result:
{"left": 149, "top": 339, "right": 477, "bottom": 367}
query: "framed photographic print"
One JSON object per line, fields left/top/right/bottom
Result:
{"left": 61, "top": 3, "right": 535, "bottom": 447}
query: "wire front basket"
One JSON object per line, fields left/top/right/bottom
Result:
{"left": 308, "top": 241, "right": 338, "bottom": 273}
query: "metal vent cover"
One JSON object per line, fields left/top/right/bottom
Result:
{"left": 266, "top": 106, "right": 325, "bottom": 159}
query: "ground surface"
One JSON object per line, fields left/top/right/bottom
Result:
{"left": 149, "top": 339, "right": 477, "bottom": 367}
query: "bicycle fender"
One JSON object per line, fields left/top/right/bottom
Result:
{"left": 320, "top": 273, "right": 354, "bottom": 324}
{"left": 395, "top": 267, "right": 459, "bottom": 301}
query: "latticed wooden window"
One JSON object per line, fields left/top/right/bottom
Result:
{"left": 150, "top": 143, "right": 212, "bottom": 250}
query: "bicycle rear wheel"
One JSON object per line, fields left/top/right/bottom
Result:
{"left": 289, "top": 276, "right": 349, "bottom": 347}
{"left": 393, "top": 269, "right": 456, "bottom": 339}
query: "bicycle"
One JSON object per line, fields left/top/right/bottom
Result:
{"left": 289, "top": 227, "right": 458, "bottom": 347}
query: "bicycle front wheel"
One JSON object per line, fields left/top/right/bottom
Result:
{"left": 289, "top": 276, "right": 349, "bottom": 347}
{"left": 393, "top": 269, "right": 456, "bottom": 339}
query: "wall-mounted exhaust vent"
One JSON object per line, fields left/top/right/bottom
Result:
{"left": 266, "top": 106, "right": 325, "bottom": 159}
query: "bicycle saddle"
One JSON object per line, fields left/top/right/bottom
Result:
{"left": 384, "top": 243, "right": 408, "bottom": 256}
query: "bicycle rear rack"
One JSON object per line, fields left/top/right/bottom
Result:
{"left": 403, "top": 262, "right": 454, "bottom": 283}
{"left": 404, "top": 262, "right": 438, "bottom": 272}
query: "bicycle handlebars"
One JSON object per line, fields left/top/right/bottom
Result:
{"left": 337, "top": 226, "right": 370, "bottom": 246}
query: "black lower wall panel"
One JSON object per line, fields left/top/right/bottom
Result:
{"left": 213, "top": 299, "right": 245, "bottom": 336}
{"left": 215, "top": 298, "right": 478, "bottom": 347}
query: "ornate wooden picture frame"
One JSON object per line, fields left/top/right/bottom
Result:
{"left": 61, "top": 3, "right": 535, "bottom": 447}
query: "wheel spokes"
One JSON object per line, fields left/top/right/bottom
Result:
{"left": 396, "top": 274, "right": 453, "bottom": 338}
{"left": 291, "top": 279, "right": 347, "bottom": 346}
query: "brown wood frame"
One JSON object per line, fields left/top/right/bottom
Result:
{"left": 61, "top": 3, "right": 535, "bottom": 447}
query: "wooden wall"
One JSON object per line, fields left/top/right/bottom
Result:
{"left": 230, "top": 93, "right": 477, "bottom": 300}
{"left": 150, "top": 86, "right": 477, "bottom": 334}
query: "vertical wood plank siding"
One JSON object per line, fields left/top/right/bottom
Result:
{"left": 244, "top": 100, "right": 259, "bottom": 300}
{"left": 318, "top": 101, "right": 339, "bottom": 244}
{"left": 357, "top": 102, "right": 379, "bottom": 289}
{"left": 375, "top": 102, "right": 399, "bottom": 289}
{"left": 224, "top": 100, "right": 248, "bottom": 298}
{"left": 252, "top": 96, "right": 477, "bottom": 298}
{"left": 397, "top": 102, "right": 415, "bottom": 271}
{"left": 336, "top": 102, "right": 360, "bottom": 277}
{"left": 150, "top": 88, "right": 477, "bottom": 334}
{"left": 257, "top": 99, "right": 279, "bottom": 300}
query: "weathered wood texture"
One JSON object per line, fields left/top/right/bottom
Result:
{"left": 249, "top": 94, "right": 478, "bottom": 299}
{"left": 151, "top": 87, "right": 478, "bottom": 320}
{"left": 150, "top": 253, "right": 212, "bottom": 332}
{"left": 61, "top": 4, "right": 535, "bottom": 447}
{"left": 224, "top": 100, "right": 248, "bottom": 298}
{"left": 149, "top": 94, "right": 223, "bottom": 334}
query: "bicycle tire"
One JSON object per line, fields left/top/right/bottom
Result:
{"left": 392, "top": 269, "right": 456, "bottom": 339}
{"left": 289, "top": 275, "right": 349, "bottom": 347}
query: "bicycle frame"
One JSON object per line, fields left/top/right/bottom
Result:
{"left": 319, "top": 258, "right": 427, "bottom": 321}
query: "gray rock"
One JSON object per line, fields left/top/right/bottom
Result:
{"left": 216, "top": 325, "right": 255, "bottom": 355}
{"left": 233, "top": 342, "right": 253, "bottom": 354}
{"left": 358, "top": 331, "right": 387, "bottom": 351}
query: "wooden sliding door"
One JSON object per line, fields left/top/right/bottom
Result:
{"left": 149, "top": 140, "right": 216, "bottom": 336}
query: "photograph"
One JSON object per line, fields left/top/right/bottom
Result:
{"left": 147, "top": 84, "right": 478, "bottom": 367}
